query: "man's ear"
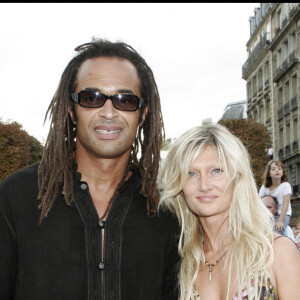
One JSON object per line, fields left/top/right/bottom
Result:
{"left": 68, "top": 104, "right": 76, "bottom": 125}
{"left": 139, "top": 106, "right": 148, "bottom": 127}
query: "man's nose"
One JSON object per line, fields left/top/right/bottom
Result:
{"left": 98, "top": 99, "right": 118, "bottom": 120}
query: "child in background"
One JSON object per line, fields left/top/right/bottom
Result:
{"left": 259, "top": 160, "right": 292, "bottom": 236}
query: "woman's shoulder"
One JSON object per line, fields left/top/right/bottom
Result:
{"left": 273, "top": 232, "right": 295, "bottom": 244}
{"left": 272, "top": 233, "right": 299, "bottom": 263}
{"left": 271, "top": 234, "right": 300, "bottom": 297}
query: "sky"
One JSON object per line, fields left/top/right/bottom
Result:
{"left": 0, "top": 3, "right": 259, "bottom": 144}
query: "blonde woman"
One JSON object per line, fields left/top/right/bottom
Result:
{"left": 158, "top": 123, "right": 300, "bottom": 300}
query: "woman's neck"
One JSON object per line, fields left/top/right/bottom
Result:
{"left": 200, "top": 216, "right": 230, "bottom": 255}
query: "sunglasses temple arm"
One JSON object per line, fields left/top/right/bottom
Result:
{"left": 71, "top": 93, "right": 79, "bottom": 103}
{"left": 139, "top": 98, "right": 144, "bottom": 109}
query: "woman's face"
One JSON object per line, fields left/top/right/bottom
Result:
{"left": 269, "top": 162, "right": 283, "bottom": 180}
{"left": 182, "top": 145, "right": 234, "bottom": 219}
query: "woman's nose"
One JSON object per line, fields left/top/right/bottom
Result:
{"left": 198, "top": 176, "right": 211, "bottom": 191}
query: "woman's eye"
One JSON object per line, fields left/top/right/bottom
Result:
{"left": 188, "top": 171, "right": 197, "bottom": 178}
{"left": 212, "top": 168, "right": 222, "bottom": 175}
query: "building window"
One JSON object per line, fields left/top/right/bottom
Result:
{"left": 293, "top": 118, "right": 298, "bottom": 142}
{"left": 258, "top": 69, "right": 263, "bottom": 90}
{"left": 288, "top": 166, "right": 293, "bottom": 185}
{"left": 277, "top": 9, "right": 281, "bottom": 29}
{"left": 253, "top": 76, "right": 257, "bottom": 96}
{"left": 260, "top": 105, "right": 264, "bottom": 124}
{"left": 296, "top": 163, "right": 300, "bottom": 186}
{"left": 280, "top": 127, "right": 284, "bottom": 148}
{"left": 265, "top": 60, "right": 269, "bottom": 82}
{"left": 266, "top": 21, "right": 271, "bottom": 41}
{"left": 283, "top": 39, "right": 288, "bottom": 61}
{"left": 292, "top": 75, "right": 297, "bottom": 97}
{"left": 286, "top": 123, "right": 290, "bottom": 146}
{"left": 266, "top": 99, "right": 271, "bottom": 119}
{"left": 254, "top": 110, "right": 258, "bottom": 121}
{"left": 290, "top": 31, "right": 296, "bottom": 52}
{"left": 285, "top": 81, "right": 289, "bottom": 103}
{"left": 278, "top": 87, "right": 283, "bottom": 108}
{"left": 247, "top": 82, "right": 252, "bottom": 99}
{"left": 277, "top": 48, "right": 282, "bottom": 66}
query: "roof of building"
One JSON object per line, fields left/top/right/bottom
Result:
{"left": 220, "top": 100, "right": 247, "bottom": 120}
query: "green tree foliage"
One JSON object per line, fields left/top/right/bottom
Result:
{"left": 162, "top": 138, "right": 172, "bottom": 151}
{"left": 0, "top": 120, "right": 44, "bottom": 182}
{"left": 218, "top": 119, "right": 271, "bottom": 188}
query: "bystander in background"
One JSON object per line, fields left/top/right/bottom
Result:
{"left": 259, "top": 160, "right": 292, "bottom": 236}
{"left": 262, "top": 195, "right": 295, "bottom": 242}
{"left": 290, "top": 217, "right": 300, "bottom": 250}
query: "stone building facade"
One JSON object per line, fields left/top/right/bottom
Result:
{"left": 242, "top": 3, "right": 300, "bottom": 208}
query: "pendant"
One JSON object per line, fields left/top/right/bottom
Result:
{"left": 208, "top": 264, "right": 213, "bottom": 280}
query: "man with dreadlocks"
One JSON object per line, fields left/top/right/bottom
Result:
{"left": 0, "top": 38, "right": 180, "bottom": 299}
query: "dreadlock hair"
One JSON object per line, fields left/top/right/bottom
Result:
{"left": 38, "top": 37, "right": 165, "bottom": 224}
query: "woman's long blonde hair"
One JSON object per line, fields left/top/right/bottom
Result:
{"left": 158, "top": 123, "right": 274, "bottom": 300}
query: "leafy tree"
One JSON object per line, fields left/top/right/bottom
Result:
{"left": 0, "top": 120, "right": 44, "bottom": 182}
{"left": 162, "top": 139, "right": 172, "bottom": 151}
{"left": 218, "top": 118, "right": 271, "bottom": 188}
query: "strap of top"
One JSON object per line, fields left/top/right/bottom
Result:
{"left": 274, "top": 235, "right": 286, "bottom": 241}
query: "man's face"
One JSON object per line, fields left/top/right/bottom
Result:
{"left": 292, "top": 223, "right": 300, "bottom": 237}
{"left": 262, "top": 196, "right": 278, "bottom": 216}
{"left": 69, "top": 56, "right": 146, "bottom": 159}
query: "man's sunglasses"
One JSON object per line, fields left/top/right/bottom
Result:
{"left": 71, "top": 90, "right": 144, "bottom": 111}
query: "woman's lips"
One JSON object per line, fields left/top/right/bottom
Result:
{"left": 196, "top": 195, "right": 218, "bottom": 202}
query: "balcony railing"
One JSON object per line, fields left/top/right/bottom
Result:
{"left": 293, "top": 184, "right": 300, "bottom": 195}
{"left": 292, "top": 141, "right": 299, "bottom": 153}
{"left": 285, "top": 144, "right": 291, "bottom": 156}
{"left": 291, "top": 96, "right": 298, "bottom": 110}
{"left": 242, "top": 34, "right": 270, "bottom": 78}
{"left": 265, "top": 78, "right": 269, "bottom": 86}
{"left": 282, "top": 58, "right": 288, "bottom": 69}
{"left": 275, "top": 66, "right": 282, "bottom": 78}
{"left": 289, "top": 6, "right": 297, "bottom": 18}
{"left": 289, "top": 51, "right": 296, "bottom": 62}
{"left": 274, "top": 26, "right": 282, "bottom": 36}
{"left": 282, "top": 17, "right": 288, "bottom": 27}
{"left": 277, "top": 107, "right": 284, "bottom": 121}
{"left": 284, "top": 102, "right": 290, "bottom": 115}
{"left": 278, "top": 148, "right": 284, "bottom": 160}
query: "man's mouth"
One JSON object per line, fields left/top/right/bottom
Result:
{"left": 95, "top": 129, "right": 121, "bottom": 134}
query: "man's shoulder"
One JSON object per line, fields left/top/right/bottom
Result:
{"left": 155, "top": 207, "right": 180, "bottom": 231}
{"left": 0, "top": 162, "right": 40, "bottom": 191}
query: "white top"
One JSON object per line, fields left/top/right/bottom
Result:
{"left": 259, "top": 182, "right": 292, "bottom": 216}
{"left": 286, "top": 226, "right": 295, "bottom": 242}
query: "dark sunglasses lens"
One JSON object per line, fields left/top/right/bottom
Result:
{"left": 80, "top": 91, "right": 105, "bottom": 107}
{"left": 114, "top": 95, "right": 138, "bottom": 111}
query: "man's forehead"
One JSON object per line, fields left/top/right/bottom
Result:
{"left": 263, "top": 196, "right": 274, "bottom": 205}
